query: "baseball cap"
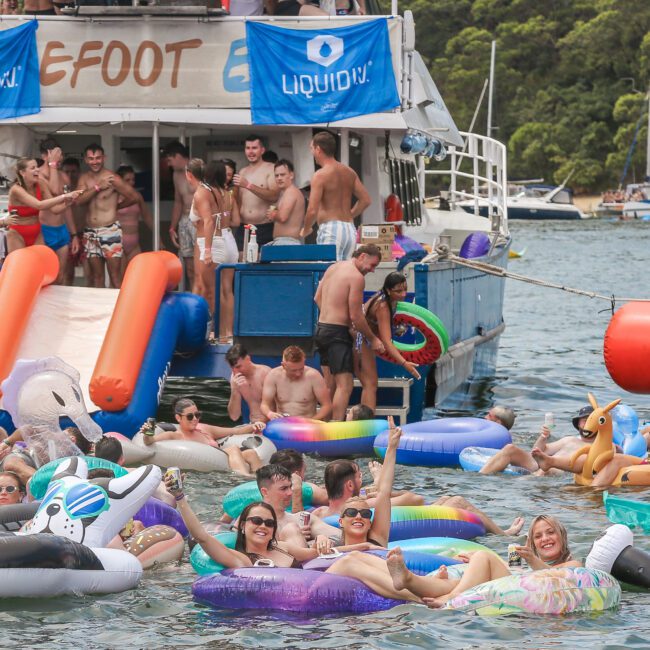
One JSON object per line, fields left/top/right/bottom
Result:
{"left": 573, "top": 405, "right": 594, "bottom": 430}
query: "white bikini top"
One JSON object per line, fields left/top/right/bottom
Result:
{"left": 191, "top": 183, "right": 231, "bottom": 230}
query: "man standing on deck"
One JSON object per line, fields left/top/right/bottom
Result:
{"left": 314, "top": 244, "right": 385, "bottom": 420}
{"left": 164, "top": 142, "right": 197, "bottom": 291}
{"left": 76, "top": 143, "right": 139, "bottom": 289}
{"left": 62, "top": 157, "right": 91, "bottom": 287}
{"left": 233, "top": 134, "right": 280, "bottom": 250}
{"left": 301, "top": 131, "right": 371, "bottom": 260}
{"left": 265, "top": 159, "right": 305, "bottom": 245}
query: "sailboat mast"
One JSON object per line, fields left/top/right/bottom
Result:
{"left": 487, "top": 40, "right": 496, "bottom": 138}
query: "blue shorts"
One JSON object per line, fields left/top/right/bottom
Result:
{"left": 41, "top": 223, "right": 71, "bottom": 251}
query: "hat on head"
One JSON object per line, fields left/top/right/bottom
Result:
{"left": 573, "top": 405, "right": 594, "bottom": 430}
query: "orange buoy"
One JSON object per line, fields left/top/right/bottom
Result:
{"left": 604, "top": 302, "right": 650, "bottom": 393}
{"left": 0, "top": 246, "right": 58, "bottom": 390}
{"left": 90, "top": 251, "right": 182, "bottom": 411}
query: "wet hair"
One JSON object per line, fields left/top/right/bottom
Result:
{"left": 116, "top": 165, "right": 135, "bottom": 179}
{"left": 348, "top": 404, "right": 375, "bottom": 421}
{"left": 283, "top": 345, "right": 305, "bottom": 363}
{"left": 526, "top": 515, "right": 572, "bottom": 565}
{"left": 65, "top": 427, "right": 92, "bottom": 455}
{"left": 94, "top": 436, "right": 123, "bottom": 464}
{"left": 0, "top": 471, "right": 24, "bottom": 491}
{"left": 235, "top": 501, "right": 278, "bottom": 552}
{"left": 13, "top": 157, "right": 34, "bottom": 190}
{"left": 262, "top": 150, "right": 278, "bottom": 164}
{"left": 39, "top": 137, "right": 60, "bottom": 155}
{"left": 205, "top": 160, "right": 227, "bottom": 190}
{"left": 490, "top": 406, "right": 516, "bottom": 431}
{"left": 274, "top": 159, "right": 294, "bottom": 173}
{"left": 163, "top": 141, "right": 189, "bottom": 158}
{"left": 173, "top": 397, "right": 196, "bottom": 415}
{"left": 367, "top": 271, "right": 407, "bottom": 321}
{"left": 226, "top": 343, "right": 249, "bottom": 367}
{"left": 312, "top": 131, "right": 337, "bottom": 158}
{"left": 62, "top": 157, "right": 80, "bottom": 169}
{"left": 245, "top": 134, "right": 266, "bottom": 148}
{"left": 352, "top": 243, "right": 382, "bottom": 260}
{"left": 84, "top": 143, "right": 104, "bottom": 156}
{"left": 186, "top": 158, "right": 206, "bottom": 182}
{"left": 88, "top": 468, "right": 115, "bottom": 480}
{"left": 269, "top": 449, "right": 304, "bottom": 475}
{"left": 324, "top": 459, "right": 359, "bottom": 500}
{"left": 221, "top": 158, "right": 237, "bottom": 173}
{"left": 256, "top": 463, "right": 291, "bottom": 491}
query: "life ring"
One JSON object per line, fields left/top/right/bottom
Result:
{"left": 0, "top": 502, "right": 39, "bottom": 532}
{"left": 222, "top": 480, "right": 314, "bottom": 519}
{"left": 264, "top": 417, "right": 388, "bottom": 457}
{"left": 604, "top": 491, "right": 650, "bottom": 533}
{"left": 191, "top": 531, "right": 237, "bottom": 575}
{"left": 193, "top": 567, "right": 400, "bottom": 613}
{"left": 323, "top": 505, "right": 486, "bottom": 542}
{"left": 135, "top": 497, "right": 188, "bottom": 537}
{"left": 459, "top": 446, "right": 530, "bottom": 476}
{"left": 377, "top": 301, "right": 449, "bottom": 366}
{"left": 373, "top": 417, "right": 511, "bottom": 467}
{"left": 445, "top": 567, "right": 620, "bottom": 615}
{"left": 124, "top": 524, "right": 185, "bottom": 569}
{"left": 387, "top": 536, "right": 493, "bottom": 558}
{"left": 0, "top": 533, "right": 143, "bottom": 597}
{"left": 105, "top": 431, "right": 155, "bottom": 464}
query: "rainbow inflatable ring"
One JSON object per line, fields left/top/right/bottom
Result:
{"left": 264, "top": 417, "right": 388, "bottom": 456}
{"left": 379, "top": 301, "right": 449, "bottom": 366}
{"left": 323, "top": 505, "right": 486, "bottom": 542}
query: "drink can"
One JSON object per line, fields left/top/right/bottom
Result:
{"left": 359, "top": 488, "right": 368, "bottom": 498}
{"left": 298, "top": 511, "right": 311, "bottom": 527}
{"left": 146, "top": 417, "right": 156, "bottom": 432}
{"left": 165, "top": 467, "right": 183, "bottom": 492}
{"left": 508, "top": 543, "right": 521, "bottom": 567}
{"left": 544, "top": 412, "right": 555, "bottom": 430}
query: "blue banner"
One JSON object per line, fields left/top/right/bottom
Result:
{"left": 0, "top": 21, "right": 40, "bottom": 120}
{"left": 247, "top": 19, "right": 399, "bottom": 125}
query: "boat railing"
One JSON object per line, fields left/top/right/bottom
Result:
{"left": 424, "top": 131, "right": 509, "bottom": 234}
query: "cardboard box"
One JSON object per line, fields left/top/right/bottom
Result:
{"left": 359, "top": 224, "right": 396, "bottom": 243}
{"left": 373, "top": 242, "right": 393, "bottom": 261}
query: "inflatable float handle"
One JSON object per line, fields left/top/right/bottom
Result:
{"left": 0, "top": 246, "right": 59, "bottom": 390}
{"left": 90, "top": 252, "right": 182, "bottom": 411}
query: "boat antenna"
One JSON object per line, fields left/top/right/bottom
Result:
{"left": 487, "top": 40, "right": 496, "bottom": 139}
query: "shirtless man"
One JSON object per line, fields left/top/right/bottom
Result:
{"left": 233, "top": 134, "right": 280, "bottom": 250}
{"left": 479, "top": 405, "right": 595, "bottom": 475}
{"left": 260, "top": 346, "right": 333, "bottom": 421}
{"left": 23, "top": 0, "right": 55, "bottom": 14}
{"left": 314, "top": 243, "right": 385, "bottom": 420}
{"left": 265, "top": 159, "right": 304, "bottom": 245}
{"left": 142, "top": 398, "right": 265, "bottom": 477}
{"left": 301, "top": 131, "right": 371, "bottom": 260}
{"left": 165, "top": 142, "right": 196, "bottom": 291}
{"left": 37, "top": 143, "right": 80, "bottom": 285}
{"left": 76, "top": 143, "right": 139, "bottom": 289}
{"left": 226, "top": 343, "right": 271, "bottom": 423}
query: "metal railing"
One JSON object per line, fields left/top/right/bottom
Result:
{"left": 424, "top": 131, "right": 509, "bottom": 234}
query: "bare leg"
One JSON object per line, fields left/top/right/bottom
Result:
{"left": 321, "top": 366, "right": 336, "bottom": 402}
{"left": 219, "top": 268, "right": 235, "bottom": 341}
{"left": 53, "top": 244, "right": 68, "bottom": 285}
{"left": 242, "top": 448, "right": 263, "bottom": 473}
{"left": 6, "top": 229, "right": 25, "bottom": 253}
{"left": 88, "top": 256, "right": 106, "bottom": 288}
{"left": 223, "top": 447, "right": 254, "bottom": 477}
{"left": 435, "top": 495, "right": 524, "bottom": 536}
{"left": 106, "top": 256, "right": 123, "bottom": 289}
{"left": 386, "top": 547, "right": 460, "bottom": 598}
{"left": 202, "top": 262, "right": 216, "bottom": 315}
{"left": 531, "top": 448, "right": 582, "bottom": 474}
{"left": 591, "top": 454, "right": 645, "bottom": 487}
{"left": 326, "top": 551, "right": 421, "bottom": 602}
{"left": 386, "top": 492, "right": 426, "bottom": 507}
{"left": 357, "top": 344, "right": 378, "bottom": 411}
{"left": 332, "top": 372, "right": 354, "bottom": 421}
{"left": 479, "top": 443, "right": 539, "bottom": 475}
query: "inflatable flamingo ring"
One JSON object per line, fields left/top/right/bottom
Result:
{"left": 569, "top": 393, "right": 650, "bottom": 487}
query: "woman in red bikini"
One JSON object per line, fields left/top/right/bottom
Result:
{"left": 7, "top": 158, "right": 82, "bottom": 253}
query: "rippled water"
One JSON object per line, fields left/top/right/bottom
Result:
{"left": 5, "top": 220, "right": 650, "bottom": 649}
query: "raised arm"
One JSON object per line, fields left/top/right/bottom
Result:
{"left": 228, "top": 376, "right": 243, "bottom": 422}
{"left": 141, "top": 428, "right": 182, "bottom": 446}
{"left": 9, "top": 184, "right": 80, "bottom": 212}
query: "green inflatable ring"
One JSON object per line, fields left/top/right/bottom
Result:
{"left": 190, "top": 531, "right": 237, "bottom": 574}
{"left": 30, "top": 456, "right": 127, "bottom": 500}
{"left": 222, "top": 480, "right": 314, "bottom": 519}
{"left": 378, "top": 301, "right": 449, "bottom": 366}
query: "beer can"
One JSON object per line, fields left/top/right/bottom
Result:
{"left": 146, "top": 417, "right": 157, "bottom": 432}
{"left": 298, "top": 511, "right": 311, "bottom": 527}
{"left": 508, "top": 543, "right": 522, "bottom": 567}
{"left": 165, "top": 467, "right": 183, "bottom": 492}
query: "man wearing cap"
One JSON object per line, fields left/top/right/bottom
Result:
{"left": 479, "top": 405, "right": 595, "bottom": 475}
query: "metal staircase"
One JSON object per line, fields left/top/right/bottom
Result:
{"left": 353, "top": 377, "right": 413, "bottom": 425}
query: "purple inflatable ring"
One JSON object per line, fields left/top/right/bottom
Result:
{"left": 135, "top": 497, "right": 188, "bottom": 537}
{"left": 192, "top": 567, "right": 400, "bottom": 613}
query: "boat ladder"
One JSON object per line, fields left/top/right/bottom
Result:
{"left": 353, "top": 377, "right": 413, "bottom": 425}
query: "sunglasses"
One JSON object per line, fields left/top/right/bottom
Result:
{"left": 181, "top": 411, "right": 202, "bottom": 421}
{"left": 342, "top": 508, "right": 372, "bottom": 519}
{"left": 0, "top": 485, "right": 18, "bottom": 494}
{"left": 246, "top": 516, "right": 275, "bottom": 528}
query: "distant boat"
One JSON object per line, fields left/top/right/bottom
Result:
{"left": 622, "top": 183, "right": 650, "bottom": 219}
{"left": 509, "top": 247, "right": 526, "bottom": 259}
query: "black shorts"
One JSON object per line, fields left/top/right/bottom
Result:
{"left": 274, "top": 0, "right": 302, "bottom": 15}
{"left": 234, "top": 222, "right": 275, "bottom": 252}
{"left": 315, "top": 323, "right": 353, "bottom": 375}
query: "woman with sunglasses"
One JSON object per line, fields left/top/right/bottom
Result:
{"left": 143, "top": 398, "right": 265, "bottom": 477}
{"left": 0, "top": 472, "right": 24, "bottom": 507}
{"left": 353, "top": 272, "right": 421, "bottom": 411}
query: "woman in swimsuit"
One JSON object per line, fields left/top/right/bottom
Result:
{"left": 354, "top": 272, "right": 421, "bottom": 411}
{"left": 7, "top": 158, "right": 82, "bottom": 254}
{"left": 116, "top": 165, "right": 153, "bottom": 270}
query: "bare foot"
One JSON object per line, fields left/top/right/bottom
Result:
{"left": 435, "top": 565, "right": 448, "bottom": 579}
{"left": 531, "top": 447, "right": 553, "bottom": 472}
{"left": 423, "top": 596, "right": 448, "bottom": 609}
{"left": 386, "top": 547, "right": 411, "bottom": 591}
{"left": 368, "top": 460, "right": 382, "bottom": 484}
{"left": 504, "top": 516, "right": 525, "bottom": 536}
